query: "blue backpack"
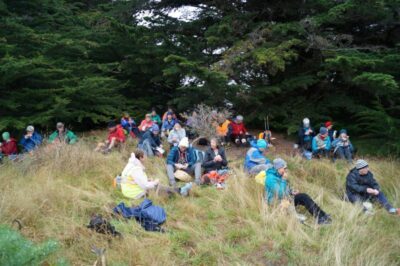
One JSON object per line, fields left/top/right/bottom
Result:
{"left": 113, "top": 199, "right": 166, "bottom": 232}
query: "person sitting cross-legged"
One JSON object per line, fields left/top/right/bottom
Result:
{"left": 332, "top": 129, "right": 353, "bottom": 163}
{"left": 266, "top": 158, "right": 332, "bottom": 225}
{"left": 203, "top": 138, "right": 228, "bottom": 174}
{"left": 244, "top": 139, "right": 271, "bottom": 174}
{"left": 166, "top": 137, "right": 202, "bottom": 186}
{"left": 120, "top": 150, "right": 192, "bottom": 199}
{"left": 312, "top": 127, "right": 331, "bottom": 158}
{"left": 230, "top": 115, "right": 249, "bottom": 145}
{"left": 346, "top": 159, "right": 399, "bottom": 215}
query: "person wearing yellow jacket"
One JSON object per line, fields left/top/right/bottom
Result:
{"left": 215, "top": 114, "right": 231, "bottom": 145}
{"left": 121, "top": 150, "right": 192, "bottom": 199}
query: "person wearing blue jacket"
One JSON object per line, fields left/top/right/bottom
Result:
{"left": 265, "top": 158, "right": 332, "bottom": 224}
{"left": 20, "top": 125, "right": 42, "bottom": 153}
{"left": 138, "top": 124, "right": 163, "bottom": 157}
{"left": 298, "top": 118, "right": 314, "bottom": 151}
{"left": 312, "top": 127, "right": 331, "bottom": 158}
{"left": 161, "top": 112, "right": 176, "bottom": 138}
{"left": 244, "top": 139, "right": 271, "bottom": 174}
{"left": 166, "top": 137, "right": 202, "bottom": 186}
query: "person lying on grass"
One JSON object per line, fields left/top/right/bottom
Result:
{"left": 265, "top": 158, "right": 332, "bottom": 225}
{"left": 95, "top": 121, "right": 125, "bottom": 153}
{"left": 166, "top": 137, "right": 202, "bottom": 186}
{"left": 346, "top": 159, "right": 400, "bottom": 215}
{"left": 121, "top": 150, "right": 192, "bottom": 199}
{"left": 244, "top": 139, "right": 271, "bottom": 174}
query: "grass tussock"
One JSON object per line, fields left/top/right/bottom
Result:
{"left": 0, "top": 140, "right": 399, "bottom": 265}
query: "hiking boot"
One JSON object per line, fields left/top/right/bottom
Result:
{"left": 180, "top": 182, "right": 192, "bottom": 196}
{"left": 318, "top": 215, "right": 332, "bottom": 225}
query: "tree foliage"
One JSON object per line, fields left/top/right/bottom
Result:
{"left": 0, "top": 0, "right": 399, "bottom": 154}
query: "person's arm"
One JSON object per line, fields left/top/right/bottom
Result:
{"left": 166, "top": 148, "right": 177, "bottom": 165}
{"left": 369, "top": 174, "right": 380, "bottom": 191}
{"left": 121, "top": 119, "right": 128, "bottom": 128}
{"left": 188, "top": 148, "right": 196, "bottom": 167}
{"left": 346, "top": 172, "right": 368, "bottom": 193}
{"left": 242, "top": 123, "right": 248, "bottom": 134}
{"left": 249, "top": 149, "right": 266, "bottom": 164}
{"left": 134, "top": 169, "right": 158, "bottom": 190}
{"left": 220, "top": 149, "right": 228, "bottom": 166}
{"left": 48, "top": 131, "right": 57, "bottom": 143}
{"left": 202, "top": 150, "right": 216, "bottom": 168}
{"left": 68, "top": 131, "right": 78, "bottom": 144}
{"left": 167, "top": 131, "right": 175, "bottom": 144}
{"left": 311, "top": 137, "right": 317, "bottom": 152}
{"left": 326, "top": 137, "right": 331, "bottom": 150}
{"left": 277, "top": 179, "right": 288, "bottom": 199}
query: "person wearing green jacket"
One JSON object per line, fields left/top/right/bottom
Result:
{"left": 265, "top": 158, "right": 331, "bottom": 224}
{"left": 151, "top": 108, "right": 162, "bottom": 126}
{"left": 48, "top": 122, "right": 78, "bottom": 145}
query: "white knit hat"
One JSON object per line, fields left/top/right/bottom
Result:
{"left": 179, "top": 137, "right": 189, "bottom": 148}
{"left": 26, "top": 125, "right": 34, "bottom": 132}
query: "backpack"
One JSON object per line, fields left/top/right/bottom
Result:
{"left": 113, "top": 199, "right": 166, "bottom": 232}
{"left": 87, "top": 214, "right": 121, "bottom": 237}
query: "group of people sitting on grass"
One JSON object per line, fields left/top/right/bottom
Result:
{"left": 298, "top": 118, "right": 354, "bottom": 163}
{"left": 0, "top": 122, "right": 77, "bottom": 161}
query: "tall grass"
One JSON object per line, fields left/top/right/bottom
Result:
{"left": 0, "top": 140, "right": 399, "bottom": 265}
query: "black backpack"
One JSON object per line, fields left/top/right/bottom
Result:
{"left": 87, "top": 214, "right": 121, "bottom": 237}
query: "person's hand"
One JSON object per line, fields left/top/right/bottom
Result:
{"left": 366, "top": 188, "right": 375, "bottom": 194}
{"left": 175, "top": 163, "right": 182, "bottom": 169}
{"left": 182, "top": 164, "right": 189, "bottom": 170}
{"left": 373, "top": 189, "right": 379, "bottom": 195}
{"left": 214, "top": 155, "right": 222, "bottom": 162}
{"left": 292, "top": 189, "right": 299, "bottom": 195}
{"left": 154, "top": 179, "right": 160, "bottom": 185}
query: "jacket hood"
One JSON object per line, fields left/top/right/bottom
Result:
{"left": 128, "top": 153, "right": 144, "bottom": 169}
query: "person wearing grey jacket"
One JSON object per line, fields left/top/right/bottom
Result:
{"left": 168, "top": 123, "right": 186, "bottom": 147}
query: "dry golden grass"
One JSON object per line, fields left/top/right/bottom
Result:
{"left": 0, "top": 139, "right": 399, "bottom": 265}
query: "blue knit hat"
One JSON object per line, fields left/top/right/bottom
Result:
{"left": 257, "top": 139, "right": 267, "bottom": 149}
{"left": 319, "top": 127, "right": 328, "bottom": 135}
{"left": 150, "top": 124, "right": 160, "bottom": 132}
{"left": 273, "top": 158, "right": 287, "bottom": 170}
{"left": 340, "top": 129, "right": 347, "bottom": 134}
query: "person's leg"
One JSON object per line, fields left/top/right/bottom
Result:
{"left": 294, "top": 193, "right": 327, "bottom": 219}
{"left": 156, "top": 184, "right": 180, "bottom": 197}
{"left": 344, "top": 147, "right": 353, "bottom": 163}
{"left": 166, "top": 164, "right": 177, "bottom": 187}
{"left": 142, "top": 139, "right": 154, "bottom": 157}
{"left": 336, "top": 147, "right": 345, "bottom": 159}
{"left": 185, "top": 163, "right": 202, "bottom": 185}
{"left": 108, "top": 138, "right": 116, "bottom": 150}
{"left": 375, "top": 192, "right": 394, "bottom": 212}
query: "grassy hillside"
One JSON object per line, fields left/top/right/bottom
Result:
{"left": 0, "top": 138, "right": 399, "bottom": 265}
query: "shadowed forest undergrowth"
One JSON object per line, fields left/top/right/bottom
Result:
{"left": 0, "top": 138, "right": 399, "bottom": 265}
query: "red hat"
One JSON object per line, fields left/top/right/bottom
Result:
{"left": 325, "top": 121, "right": 332, "bottom": 127}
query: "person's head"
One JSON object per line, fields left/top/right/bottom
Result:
{"left": 2, "top": 132, "right": 10, "bottom": 142}
{"left": 150, "top": 124, "right": 160, "bottom": 135}
{"left": 151, "top": 109, "right": 157, "bottom": 116}
{"left": 210, "top": 138, "right": 219, "bottom": 149}
{"left": 356, "top": 159, "right": 369, "bottom": 176}
{"left": 273, "top": 158, "right": 288, "bottom": 176}
{"left": 319, "top": 127, "right": 328, "bottom": 137}
{"left": 26, "top": 125, "right": 35, "bottom": 134}
{"left": 178, "top": 137, "right": 189, "bottom": 151}
{"left": 325, "top": 121, "right": 333, "bottom": 130}
{"left": 134, "top": 149, "right": 146, "bottom": 162}
{"left": 56, "top": 122, "right": 65, "bottom": 132}
{"left": 123, "top": 112, "right": 129, "bottom": 119}
{"left": 145, "top": 113, "right": 152, "bottom": 121}
{"left": 339, "top": 129, "right": 348, "bottom": 139}
{"left": 192, "top": 110, "right": 197, "bottom": 117}
{"left": 168, "top": 107, "right": 173, "bottom": 113}
{"left": 256, "top": 139, "right": 268, "bottom": 152}
{"left": 173, "top": 123, "right": 181, "bottom": 131}
{"left": 167, "top": 112, "right": 173, "bottom": 120}
{"left": 107, "top": 121, "right": 117, "bottom": 132}
{"left": 303, "top": 118, "right": 310, "bottom": 128}
{"left": 235, "top": 115, "right": 244, "bottom": 123}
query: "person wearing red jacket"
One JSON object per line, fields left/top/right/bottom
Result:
{"left": 0, "top": 132, "right": 18, "bottom": 156}
{"left": 138, "top": 114, "right": 154, "bottom": 132}
{"left": 230, "top": 115, "right": 249, "bottom": 145}
{"left": 95, "top": 121, "right": 126, "bottom": 153}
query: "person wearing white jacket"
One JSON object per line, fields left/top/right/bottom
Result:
{"left": 168, "top": 123, "right": 186, "bottom": 147}
{"left": 121, "top": 150, "right": 192, "bottom": 199}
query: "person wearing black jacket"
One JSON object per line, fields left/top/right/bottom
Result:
{"left": 346, "top": 159, "right": 399, "bottom": 215}
{"left": 202, "top": 138, "right": 228, "bottom": 173}
{"left": 297, "top": 118, "right": 314, "bottom": 151}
